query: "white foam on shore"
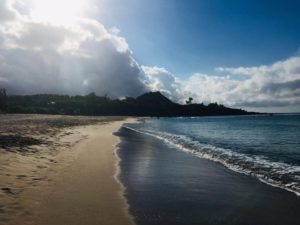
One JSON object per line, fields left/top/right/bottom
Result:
{"left": 123, "top": 125, "right": 300, "bottom": 197}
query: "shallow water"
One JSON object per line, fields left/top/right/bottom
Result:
{"left": 124, "top": 114, "right": 300, "bottom": 195}
{"left": 116, "top": 127, "right": 300, "bottom": 225}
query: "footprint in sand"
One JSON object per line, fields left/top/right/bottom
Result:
{"left": 0, "top": 205, "right": 5, "bottom": 213}
{"left": 16, "top": 175, "right": 27, "bottom": 179}
{"left": 36, "top": 165, "right": 47, "bottom": 169}
{"left": 1, "top": 187, "right": 14, "bottom": 195}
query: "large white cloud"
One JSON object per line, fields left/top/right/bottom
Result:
{"left": 141, "top": 66, "right": 185, "bottom": 102}
{"left": 0, "top": 0, "right": 299, "bottom": 112}
{"left": 143, "top": 56, "right": 300, "bottom": 112}
{"left": 0, "top": 0, "right": 147, "bottom": 97}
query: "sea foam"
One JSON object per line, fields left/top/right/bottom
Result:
{"left": 123, "top": 125, "right": 300, "bottom": 196}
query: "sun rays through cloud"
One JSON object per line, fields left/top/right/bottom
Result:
{"left": 0, "top": 0, "right": 299, "bottom": 112}
{"left": 30, "top": 0, "right": 84, "bottom": 25}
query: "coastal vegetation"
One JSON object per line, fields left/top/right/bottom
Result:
{"left": 0, "top": 89, "right": 254, "bottom": 116}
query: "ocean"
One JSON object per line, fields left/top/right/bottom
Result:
{"left": 116, "top": 114, "right": 300, "bottom": 225}
{"left": 123, "top": 114, "right": 300, "bottom": 195}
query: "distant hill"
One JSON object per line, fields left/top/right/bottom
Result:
{"left": 137, "top": 92, "right": 174, "bottom": 105}
{"left": 133, "top": 92, "right": 255, "bottom": 116}
{"left": 1, "top": 91, "right": 257, "bottom": 116}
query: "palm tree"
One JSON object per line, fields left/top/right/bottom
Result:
{"left": 186, "top": 97, "right": 193, "bottom": 105}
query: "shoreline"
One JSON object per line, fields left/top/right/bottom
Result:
{"left": 123, "top": 122, "right": 300, "bottom": 197}
{"left": 113, "top": 119, "right": 137, "bottom": 225}
{"left": 0, "top": 115, "right": 135, "bottom": 225}
{"left": 117, "top": 126, "right": 300, "bottom": 225}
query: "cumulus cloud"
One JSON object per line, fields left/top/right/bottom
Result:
{"left": 216, "top": 56, "right": 300, "bottom": 79}
{"left": 141, "top": 66, "right": 185, "bottom": 102}
{"left": 0, "top": 0, "right": 147, "bottom": 97}
{"left": 0, "top": 0, "right": 299, "bottom": 112}
{"left": 143, "top": 56, "right": 300, "bottom": 112}
{"left": 0, "top": 0, "right": 17, "bottom": 22}
{"left": 109, "top": 26, "right": 120, "bottom": 35}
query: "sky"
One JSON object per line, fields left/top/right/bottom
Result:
{"left": 0, "top": 0, "right": 300, "bottom": 112}
{"left": 97, "top": 0, "right": 300, "bottom": 76}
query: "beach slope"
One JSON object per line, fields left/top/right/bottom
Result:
{"left": 0, "top": 115, "right": 134, "bottom": 225}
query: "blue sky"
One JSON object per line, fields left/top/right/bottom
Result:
{"left": 97, "top": 0, "right": 300, "bottom": 77}
{"left": 0, "top": 0, "right": 299, "bottom": 112}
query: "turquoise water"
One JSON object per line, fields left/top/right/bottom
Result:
{"left": 125, "top": 114, "right": 300, "bottom": 195}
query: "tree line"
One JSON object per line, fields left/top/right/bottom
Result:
{"left": 0, "top": 89, "right": 256, "bottom": 116}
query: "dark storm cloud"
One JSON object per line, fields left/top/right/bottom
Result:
{"left": 0, "top": 0, "right": 147, "bottom": 98}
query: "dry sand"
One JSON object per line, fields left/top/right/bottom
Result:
{"left": 0, "top": 115, "right": 135, "bottom": 225}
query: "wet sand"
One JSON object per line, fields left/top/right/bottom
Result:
{"left": 0, "top": 115, "right": 134, "bottom": 225}
{"left": 117, "top": 126, "right": 300, "bottom": 225}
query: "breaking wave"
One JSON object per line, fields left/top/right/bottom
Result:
{"left": 123, "top": 125, "right": 300, "bottom": 196}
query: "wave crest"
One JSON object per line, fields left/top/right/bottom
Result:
{"left": 123, "top": 125, "right": 300, "bottom": 196}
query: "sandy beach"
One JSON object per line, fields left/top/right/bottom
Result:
{"left": 0, "top": 115, "right": 134, "bottom": 225}
{"left": 117, "top": 126, "right": 300, "bottom": 225}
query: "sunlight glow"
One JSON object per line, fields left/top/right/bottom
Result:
{"left": 30, "top": 0, "right": 87, "bottom": 25}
